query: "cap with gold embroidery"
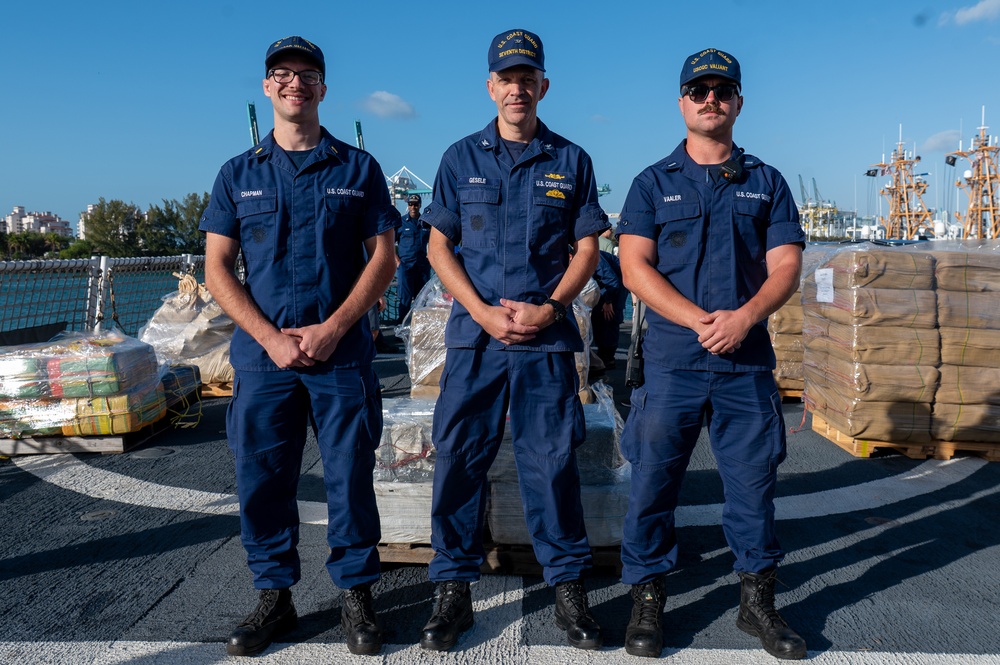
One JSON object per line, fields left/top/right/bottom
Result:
{"left": 488, "top": 29, "right": 545, "bottom": 73}
{"left": 265, "top": 36, "right": 325, "bottom": 75}
{"left": 679, "top": 48, "right": 740, "bottom": 90}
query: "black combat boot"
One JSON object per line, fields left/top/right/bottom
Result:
{"left": 554, "top": 579, "right": 603, "bottom": 650}
{"left": 226, "top": 588, "right": 297, "bottom": 656}
{"left": 341, "top": 583, "right": 382, "bottom": 655}
{"left": 736, "top": 570, "right": 807, "bottom": 660}
{"left": 625, "top": 577, "right": 666, "bottom": 658}
{"left": 419, "top": 580, "right": 474, "bottom": 651}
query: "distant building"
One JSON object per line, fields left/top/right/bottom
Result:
{"left": 4, "top": 206, "right": 75, "bottom": 237}
{"left": 78, "top": 204, "right": 97, "bottom": 240}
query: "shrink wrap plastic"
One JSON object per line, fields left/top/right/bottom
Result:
{"left": 769, "top": 244, "right": 859, "bottom": 391}
{"left": 0, "top": 331, "right": 168, "bottom": 438}
{"left": 802, "top": 240, "right": 1000, "bottom": 444}
{"left": 373, "top": 382, "right": 628, "bottom": 545}
{"left": 922, "top": 241, "right": 1000, "bottom": 440}
{"left": 802, "top": 243, "right": 939, "bottom": 442}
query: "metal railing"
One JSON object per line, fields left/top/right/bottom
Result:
{"left": 0, "top": 255, "right": 204, "bottom": 339}
{"left": 1, "top": 253, "right": 399, "bottom": 342}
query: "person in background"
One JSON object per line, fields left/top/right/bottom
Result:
{"left": 417, "top": 28, "right": 609, "bottom": 653}
{"left": 591, "top": 249, "right": 627, "bottom": 370}
{"left": 598, "top": 226, "right": 617, "bottom": 255}
{"left": 201, "top": 35, "right": 399, "bottom": 658}
{"left": 615, "top": 48, "right": 807, "bottom": 660}
{"left": 394, "top": 193, "right": 432, "bottom": 324}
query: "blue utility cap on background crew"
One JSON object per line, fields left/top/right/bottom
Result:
{"left": 488, "top": 29, "right": 545, "bottom": 72}
{"left": 266, "top": 36, "right": 325, "bottom": 75}
{"left": 679, "top": 48, "right": 740, "bottom": 90}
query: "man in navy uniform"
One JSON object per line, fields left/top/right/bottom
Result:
{"left": 394, "top": 193, "right": 432, "bottom": 323}
{"left": 417, "top": 28, "right": 609, "bottom": 652}
{"left": 616, "top": 48, "right": 807, "bottom": 660}
{"left": 201, "top": 35, "right": 399, "bottom": 658}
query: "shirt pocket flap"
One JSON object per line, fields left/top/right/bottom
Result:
{"left": 458, "top": 186, "right": 501, "bottom": 204}
{"left": 655, "top": 202, "right": 701, "bottom": 223}
{"left": 236, "top": 195, "right": 277, "bottom": 217}
{"left": 734, "top": 197, "right": 768, "bottom": 220}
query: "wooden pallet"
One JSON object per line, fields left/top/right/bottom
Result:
{"left": 0, "top": 390, "right": 202, "bottom": 456}
{"left": 378, "top": 542, "right": 622, "bottom": 575}
{"left": 779, "top": 388, "right": 803, "bottom": 401}
{"left": 200, "top": 382, "right": 233, "bottom": 398}
{"left": 811, "top": 412, "right": 1000, "bottom": 461}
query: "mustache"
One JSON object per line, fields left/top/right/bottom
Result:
{"left": 698, "top": 103, "right": 725, "bottom": 115}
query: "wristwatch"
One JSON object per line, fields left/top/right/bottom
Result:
{"left": 544, "top": 298, "right": 567, "bottom": 323}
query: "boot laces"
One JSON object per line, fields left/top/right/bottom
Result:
{"left": 344, "top": 586, "right": 376, "bottom": 625}
{"left": 558, "top": 580, "right": 594, "bottom": 621}
{"left": 751, "top": 574, "right": 788, "bottom": 628}
{"left": 432, "top": 581, "right": 468, "bottom": 621}
{"left": 632, "top": 581, "right": 663, "bottom": 626}
{"left": 240, "top": 589, "right": 282, "bottom": 628}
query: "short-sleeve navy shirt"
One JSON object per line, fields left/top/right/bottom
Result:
{"left": 421, "top": 119, "right": 610, "bottom": 352}
{"left": 199, "top": 129, "right": 401, "bottom": 371}
{"left": 617, "top": 141, "right": 805, "bottom": 371}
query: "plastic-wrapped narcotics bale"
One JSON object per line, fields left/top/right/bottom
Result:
{"left": 802, "top": 317, "right": 940, "bottom": 367}
{"left": 0, "top": 331, "right": 160, "bottom": 401}
{"left": 804, "top": 375, "right": 933, "bottom": 443}
{"left": 818, "top": 244, "right": 936, "bottom": 290}
{"left": 373, "top": 396, "right": 437, "bottom": 483}
{"left": 939, "top": 327, "right": 1000, "bottom": 367}
{"left": 369, "top": 396, "right": 438, "bottom": 543}
{"left": 486, "top": 382, "right": 629, "bottom": 546}
{"left": 802, "top": 353, "right": 938, "bottom": 404}
{"left": 138, "top": 273, "right": 235, "bottom": 384}
{"left": 801, "top": 280, "right": 938, "bottom": 329}
{"left": 0, "top": 331, "right": 167, "bottom": 439}
{"left": 374, "top": 482, "right": 433, "bottom": 544}
{"left": 932, "top": 403, "right": 1000, "bottom": 443}
{"left": 396, "top": 276, "right": 452, "bottom": 400}
{"left": 0, "top": 377, "right": 167, "bottom": 439}
{"left": 928, "top": 239, "right": 1000, "bottom": 292}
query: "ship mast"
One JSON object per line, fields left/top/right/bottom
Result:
{"left": 868, "top": 126, "right": 933, "bottom": 239}
{"left": 947, "top": 107, "right": 1000, "bottom": 239}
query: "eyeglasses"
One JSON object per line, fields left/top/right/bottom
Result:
{"left": 268, "top": 68, "right": 324, "bottom": 85}
{"left": 681, "top": 83, "right": 740, "bottom": 103}
{"left": 407, "top": 203, "right": 421, "bottom": 207}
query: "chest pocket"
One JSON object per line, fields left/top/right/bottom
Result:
{"left": 236, "top": 193, "right": 277, "bottom": 258}
{"left": 654, "top": 202, "right": 702, "bottom": 265}
{"left": 324, "top": 195, "right": 364, "bottom": 251}
{"left": 458, "top": 185, "right": 500, "bottom": 248}
{"left": 733, "top": 197, "right": 770, "bottom": 262}
{"left": 530, "top": 175, "right": 575, "bottom": 253}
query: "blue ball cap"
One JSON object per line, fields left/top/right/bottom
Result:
{"left": 679, "top": 48, "right": 741, "bottom": 90}
{"left": 265, "top": 36, "right": 325, "bottom": 75}
{"left": 488, "top": 29, "right": 545, "bottom": 72}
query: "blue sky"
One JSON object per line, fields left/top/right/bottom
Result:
{"left": 4, "top": 0, "right": 1000, "bottom": 231}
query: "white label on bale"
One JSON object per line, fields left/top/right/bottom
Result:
{"left": 815, "top": 268, "right": 834, "bottom": 303}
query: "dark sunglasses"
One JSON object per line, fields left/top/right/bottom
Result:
{"left": 681, "top": 83, "right": 740, "bottom": 103}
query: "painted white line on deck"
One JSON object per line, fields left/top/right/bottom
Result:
{"left": 13, "top": 455, "right": 988, "bottom": 526}
{"left": 1, "top": 641, "right": 995, "bottom": 665}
